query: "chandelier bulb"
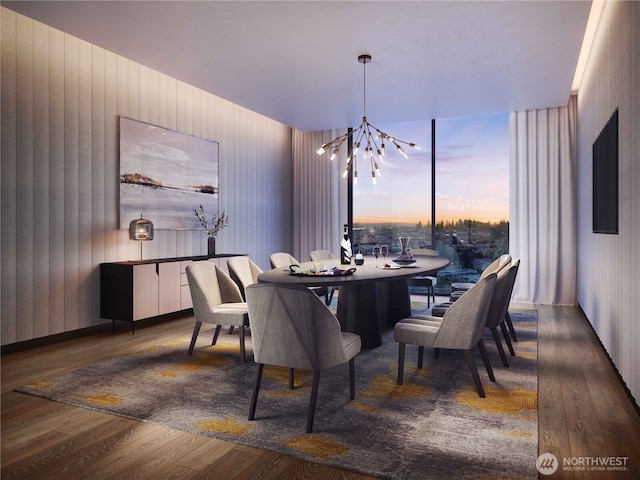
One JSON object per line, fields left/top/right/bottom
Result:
{"left": 409, "top": 143, "right": 422, "bottom": 150}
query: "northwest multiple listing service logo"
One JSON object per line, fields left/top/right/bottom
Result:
{"left": 537, "top": 453, "right": 630, "bottom": 476}
{"left": 537, "top": 453, "right": 559, "bottom": 475}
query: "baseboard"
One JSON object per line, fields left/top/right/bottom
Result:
{"left": 1, "top": 324, "right": 106, "bottom": 355}
{"left": 577, "top": 303, "right": 640, "bottom": 417}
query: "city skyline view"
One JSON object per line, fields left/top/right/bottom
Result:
{"left": 353, "top": 111, "right": 509, "bottom": 224}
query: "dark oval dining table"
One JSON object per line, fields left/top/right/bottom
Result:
{"left": 257, "top": 255, "right": 450, "bottom": 348}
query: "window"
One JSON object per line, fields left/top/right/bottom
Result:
{"left": 352, "top": 120, "right": 432, "bottom": 257}
{"left": 434, "top": 112, "right": 509, "bottom": 292}
{"left": 352, "top": 112, "right": 509, "bottom": 294}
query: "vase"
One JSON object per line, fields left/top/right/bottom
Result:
{"left": 207, "top": 236, "right": 216, "bottom": 257}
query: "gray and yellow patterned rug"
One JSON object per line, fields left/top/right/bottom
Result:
{"left": 17, "top": 308, "right": 538, "bottom": 480}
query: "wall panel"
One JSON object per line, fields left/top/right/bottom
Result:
{"left": 15, "top": 13, "right": 34, "bottom": 342}
{"left": 576, "top": 1, "right": 639, "bottom": 402}
{"left": 1, "top": 8, "right": 18, "bottom": 344}
{"left": 48, "top": 26, "right": 66, "bottom": 336}
{"left": 63, "top": 32, "right": 79, "bottom": 333}
{"left": 33, "top": 20, "right": 51, "bottom": 338}
{"left": 0, "top": 8, "right": 293, "bottom": 345}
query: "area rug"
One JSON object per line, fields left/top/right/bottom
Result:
{"left": 17, "top": 308, "right": 538, "bottom": 480}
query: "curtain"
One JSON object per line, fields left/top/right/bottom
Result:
{"left": 509, "top": 95, "right": 577, "bottom": 305}
{"left": 291, "top": 129, "right": 347, "bottom": 261}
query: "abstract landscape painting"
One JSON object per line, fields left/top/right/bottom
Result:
{"left": 119, "top": 116, "right": 219, "bottom": 230}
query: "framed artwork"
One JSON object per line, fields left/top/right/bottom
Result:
{"left": 119, "top": 117, "right": 219, "bottom": 230}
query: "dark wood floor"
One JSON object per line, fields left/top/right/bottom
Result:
{"left": 2, "top": 302, "right": 639, "bottom": 479}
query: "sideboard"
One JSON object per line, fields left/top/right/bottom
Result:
{"left": 100, "top": 254, "right": 245, "bottom": 333}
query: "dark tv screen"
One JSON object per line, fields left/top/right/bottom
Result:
{"left": 592, "top": 109, "right": 618, "bottom": 234}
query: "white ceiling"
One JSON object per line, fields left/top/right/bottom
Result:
{"left": 4, "top": 1, "right": 592, "bottom": 131}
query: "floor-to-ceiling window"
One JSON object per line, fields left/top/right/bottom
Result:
{"left": 352, "top": 112, "right": 509, "bottom": 294}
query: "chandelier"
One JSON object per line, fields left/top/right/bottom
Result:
{"left": 316, "top": 54, "right": 420, "bottom": 183}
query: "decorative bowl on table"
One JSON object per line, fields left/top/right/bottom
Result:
{"left": 393, "top": 256, "right": 416, "bottom": 266}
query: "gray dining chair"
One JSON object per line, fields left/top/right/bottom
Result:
{"left": 309, "top": 250, "right": 337, "bottom": 303}
{"left": 480, "top": 260, "right": 520, "bottom": 367}
{"left": 427, "top": 259, "right": 521, "bottom": 368}
{"left": 449, "top": 253, "right": 511, "bottom": 300}
{"left": 269, "top": 252, "right": 332, "bottom": 305}
{"left": 227, "top": 256, "right": 263, "bottom": 301}
{"left": 408, "top": 248, "right": 438, "bottom": 307}
{"left": 245, "top": 283, "right": 361, "bottom": 433}
{"left": 394, "top": 272, "right": 497, "bottom": 397}
{"left": 186, "top": 261, "right": 250, "bottom": 362}
{"left": 309, "top": 250, "right": 337, "bottom": 262}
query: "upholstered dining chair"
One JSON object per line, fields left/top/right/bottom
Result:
{"left": 245, "top": 283, "right": 361, "bottom": 433}
{"left": 186, "top": 261, "right": 250, "bottom": 362}
{"left": 408, "top": 248, "right": 438, "bottom": 307}
{"left": 394, "top": 273, "right": 497, "bottom": 398}
{"left": 309, "top": 250, "right": 337, "bottom": 303}
{"left": 269, "top": 252, "right": 332, "bottom": 305}
{"left": 309, "top": 250, "right": 337, "bottom": 262}
{"left": 449, "top": 253, "right": 511, "bottom": 301}
{"left": 227, "top": 256, "right": 263, "bottom": 301}
{"left": 428, "top": 259, "right": 521, "bottom": 368}
{"left": 480, "top": 260, "right": 520, "bottom": 367}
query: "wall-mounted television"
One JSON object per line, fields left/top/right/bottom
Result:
{"left": 592, "top": 109, "right": 618, "bottom": 234}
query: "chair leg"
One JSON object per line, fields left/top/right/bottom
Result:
{"left": 228, "top": 326, "right": 234, "bottom": 334}
{"left": 211, "top": 325, "right": 222, "bottom": 345}
{"left": 289, "top": 368, "right": 295, "bottom": 390}
{"left": 463, "top": 349, "right": 485, "bottom": 398}
{"left": 397, "top": 343, "right": 406, "bottom": 385}
{"left": 500, "top": 322, "right": 516, "bottom": 356}
{"left": 477, "top": 340, "right": 495, "bottom": 382}
{"left": 505, "top": 311, "right": 518, "bottom": 342}
{"left": 418, "top": 346, "right": 424, "bottom": 369}
{"left": 248, "top": 363, "right": 264, "bottom": 421}
{"left": 307, "top": 371, "right": 321, "bottom": 433}
{"left": 188, "top": 322, "right": 202, "bottom": 355}
{"left": 239, "top": 325, "right": 246, "bottom": 363}
{"left": 349, "top": 357, "right": 355, "bottom": 400}
{"left": 490, "top": 327, "right": 509, "bottom": 367}
{"left": 434, "top": 348, "right": 440, "bottom": 358}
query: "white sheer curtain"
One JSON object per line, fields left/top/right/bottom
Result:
{"left": 291, "top": 129, "right": 347, "bottom": 261}
{"left": 509, "top": 95, "right": 577, "bottom": 305}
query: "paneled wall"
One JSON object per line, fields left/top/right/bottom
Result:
{"left": 576, "top": 1, "right": 639, "bottom": 401}
{"left": 0, "top": 8, "right": 293, "bottom": 345}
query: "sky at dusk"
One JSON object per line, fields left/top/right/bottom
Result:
{"left": 353, "top": 111, "right": 509, "bottom": 224}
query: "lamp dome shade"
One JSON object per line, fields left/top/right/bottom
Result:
{"left": 129, "top": 218, "right": 154, "bottom": 241}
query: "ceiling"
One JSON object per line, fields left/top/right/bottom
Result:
{"left": 4, "top": 1, "right": 592, "bottom": 131}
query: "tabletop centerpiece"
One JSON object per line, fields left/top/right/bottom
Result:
{"left": 393, "top": 236, "right": 416, "bottom": 265}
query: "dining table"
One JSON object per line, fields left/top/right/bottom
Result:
{"left": 257, "top": 254, "right": 450, "bottom": 348}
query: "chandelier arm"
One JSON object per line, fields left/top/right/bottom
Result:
{"left": 350, "top": 124, "right": 367, "bottom": 153}
{"left": 387, "top": 137, "right": 421, "bottom": 149}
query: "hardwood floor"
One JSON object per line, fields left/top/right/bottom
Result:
{"left": 2, "top": 303, "right": 639, "bottom": 479}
